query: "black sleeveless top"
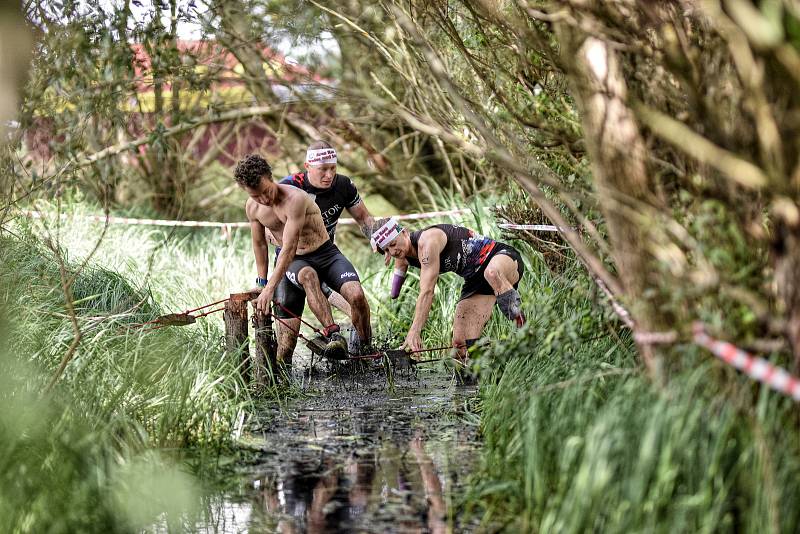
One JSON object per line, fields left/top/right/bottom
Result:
{"left": 407, "top": 224, "right": 497, "bottom": 278}
{"left": 280, "top": 172, "right": 361, "bottom": 241}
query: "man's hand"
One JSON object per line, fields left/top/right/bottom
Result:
{"left": 255, "top": 286, "right": 273, "bottom": 315}
{"left": 402, "top": 329, "right": 423, "bottom": 352}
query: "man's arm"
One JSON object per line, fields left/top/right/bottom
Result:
{"left": 247, "top": 201, "right": 269, "bottom": 284}
{"left": 404, "top": 232, "right": 443, "bottom": 351}
{"left": 347, "top": 201, "right": 375, "bottom": 240}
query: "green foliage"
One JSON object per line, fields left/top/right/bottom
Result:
{"left": 463, "top": 264, "right": 800, "bottom": 533}
{"left": 0, "top": 217, "right": 256, "bottom": 531}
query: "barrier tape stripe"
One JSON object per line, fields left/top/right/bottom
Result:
{"left": 19, "top": 208, "right": 474, "bottom": 229}
{"left": 692, "top": 322, "right": 800, "bottom": 402}
{"left": 498, "top": 223, "right": 562, "bottom": 232}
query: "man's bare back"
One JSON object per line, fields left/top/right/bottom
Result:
{"left": 246, "top": 184, "right": 329, "bottom": 254}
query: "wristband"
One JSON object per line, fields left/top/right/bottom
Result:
{"left": 256, "top": 277, "right": 267, "bottom": 288}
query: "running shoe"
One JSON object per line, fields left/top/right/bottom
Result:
{"left": 323, "top": 333, "right": 349, "bottom": 360}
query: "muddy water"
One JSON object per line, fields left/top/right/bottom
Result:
{"left": 199, "top": 359, "right": 480, "bottom": 533}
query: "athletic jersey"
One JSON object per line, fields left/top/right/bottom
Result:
{"left": 407, "top": 224, "right": 497, "bottom": 279}
{"left": 280, "top": 172, "right": 361, "bottom": 241}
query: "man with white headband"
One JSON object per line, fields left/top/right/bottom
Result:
{"left": 369, "top": 217, "right": 526, "bottom": 366}
{"left": 273, "top": 141, "right": 377, "bottom": 356}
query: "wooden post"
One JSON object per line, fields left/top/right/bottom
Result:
{"left": 253, "top": 312, "right": 279, "bottom": 385}
{"left": 224, "top": 297, "right": 250, "bottom": 381}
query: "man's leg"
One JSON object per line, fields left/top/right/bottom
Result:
{"left": 316, "top": 245, "right": 372, "bottom": 351}
{"left": 339, "top": 280, "right": 372, "bottom": 347}
{"left": 297, "top": 266, "right": 336, "bottom": 331}
{"left": 483, "top": 252, "right": 524, "bottom": 326}
{"left": 452, "top": 294, "right": 495, "bottom": 359}
{"left": 284, "top": 261, "right": 346, "bottom": 359}
{"left": 482, "top": 253, "right": 521, "bottom": 294}
{"left": 273, "top": 276, "right": 305, "bottom": 367}
{"left": 327, "top": 289, "right": 352, "bottom": 319}
{"left": 276, "top": 317, "right": 300, "bottom": 365}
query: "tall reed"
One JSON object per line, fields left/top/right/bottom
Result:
{"left": 0, "top": 210, "right": 256, "bottom": 531}
{"left": 464, "top": 262, "right": 800, "bottom": 533}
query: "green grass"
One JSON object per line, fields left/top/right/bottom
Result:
{"left": 343, "top": 189, "right": 800, "bottom": 533}
{"left": 0, "top": 209, "right": 257, "bottom": 531}
{"left": 461, "top": 262, "right": 800, "bottom": 533}
{"left": 7, "top": 196, "right": 799, "bottom": 533}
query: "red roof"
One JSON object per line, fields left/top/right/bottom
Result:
{"left": 129, "top": 39, "right": 326, "bottom": 93}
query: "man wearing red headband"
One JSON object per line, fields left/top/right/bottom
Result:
{"left": 369, "top": 218, "right": 525, "bottom": 364}
{"left": 273, "top": 141, "right": 377, "bottom": 356}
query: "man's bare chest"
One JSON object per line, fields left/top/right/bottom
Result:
{"left": 255, "top": 207, "right": 286, "bottom": 231}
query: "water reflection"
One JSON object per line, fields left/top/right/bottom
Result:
{"left": 249, "top": 432, "right": 458, "bottom": 532}
{"left": 198, "top": 377, "right": 477, "bottom": 533}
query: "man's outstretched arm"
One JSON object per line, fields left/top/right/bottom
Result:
{"left": 247, "top": 202, "right": 269, "bottom": 287}
{"left": 403, "top": 234, "right": 442, "bottom": 352}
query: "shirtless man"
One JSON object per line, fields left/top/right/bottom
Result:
{"left": 233, "top": 154, "right": 372, "bottom": 366}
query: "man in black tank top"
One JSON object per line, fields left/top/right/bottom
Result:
{"left": 368, "top": 218, "right": 525, "bottom": 360}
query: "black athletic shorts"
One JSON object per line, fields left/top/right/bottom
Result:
{"left": 273, "top": 241, "right": 359, "bottom": 318}
{"left": 458, "top": 244, "right": 524, "bottom": 301}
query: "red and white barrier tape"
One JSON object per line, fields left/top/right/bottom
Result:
{"left": 19, "top": 208, "right": 473, "bottom": 229}
{"left": 21, "top": 210, "right": 247, "bottom": 228}
{"left": 498, "top": 223, "right": 562, "bottom": 232}
{"left": 693, "top": 322, "right": 800, "bottom": 402}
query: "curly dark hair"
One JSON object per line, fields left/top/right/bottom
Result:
{"left": 234, "top": 154, "right": 272, "bottom": 188}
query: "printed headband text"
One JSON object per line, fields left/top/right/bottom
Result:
{"left": 306, "top": 148, "right": 337, "bottom": 165}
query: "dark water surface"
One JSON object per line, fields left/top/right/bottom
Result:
{"left": 197, "top": 361, "right": 480, "bottom": 533}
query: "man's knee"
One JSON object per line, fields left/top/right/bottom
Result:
{"left": 341, "top": 282, "right": 367, "bottom": 305}
{"left": 484, "top": 266, "right": 501, "bottom": 286}
{"left": 277, "top": 319, "right": 299, "bottom": 341}
{"left": 297, "top": 267, "right": 319, "bottom": 288}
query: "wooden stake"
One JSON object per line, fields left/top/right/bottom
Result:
{"left": 253, "top": 312, "right": 279, "bottom": 385}
{"left": 224, "top": 297, "right": 250, "bottom": 381}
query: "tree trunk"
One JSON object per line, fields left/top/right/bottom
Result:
{"left": 558, "top": 32, "right": 666, "bottom": 373}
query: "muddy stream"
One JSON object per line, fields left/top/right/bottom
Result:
{"left": 196, "top": 349, "right": 481, "bottom": 533}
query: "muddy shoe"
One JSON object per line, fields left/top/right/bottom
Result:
{"left": 305, "top": 335, "right": 327, "bottom": 356}
{"left": 454, "top": 359, "right": 478, "bottom": 386}
{"left": 323, "top": 333, "right": 349, "bottom": 360}
{"left": 348, "top": 330, "right": 378, "bottom": 357}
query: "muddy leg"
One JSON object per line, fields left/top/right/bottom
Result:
{"left": 452, "top": 295, "right": 494, "bottom": 359}
{"left": 276, "top": 317, "right": 299, "bottom": 366}
{"left": 339, "top": 281, "right": 372, "bottom": 345}
{"left": 298, "top": 266, "right": 336, "bottom": 330}
{"left": 327, "top": 290, "right": 352, "bottom": 319}
{"left": 484, "top": 254, "right": 524, "bottom": 326}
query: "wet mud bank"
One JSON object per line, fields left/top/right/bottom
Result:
{"left": 200, "top": 361, "right": 481, "bottom": 533}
